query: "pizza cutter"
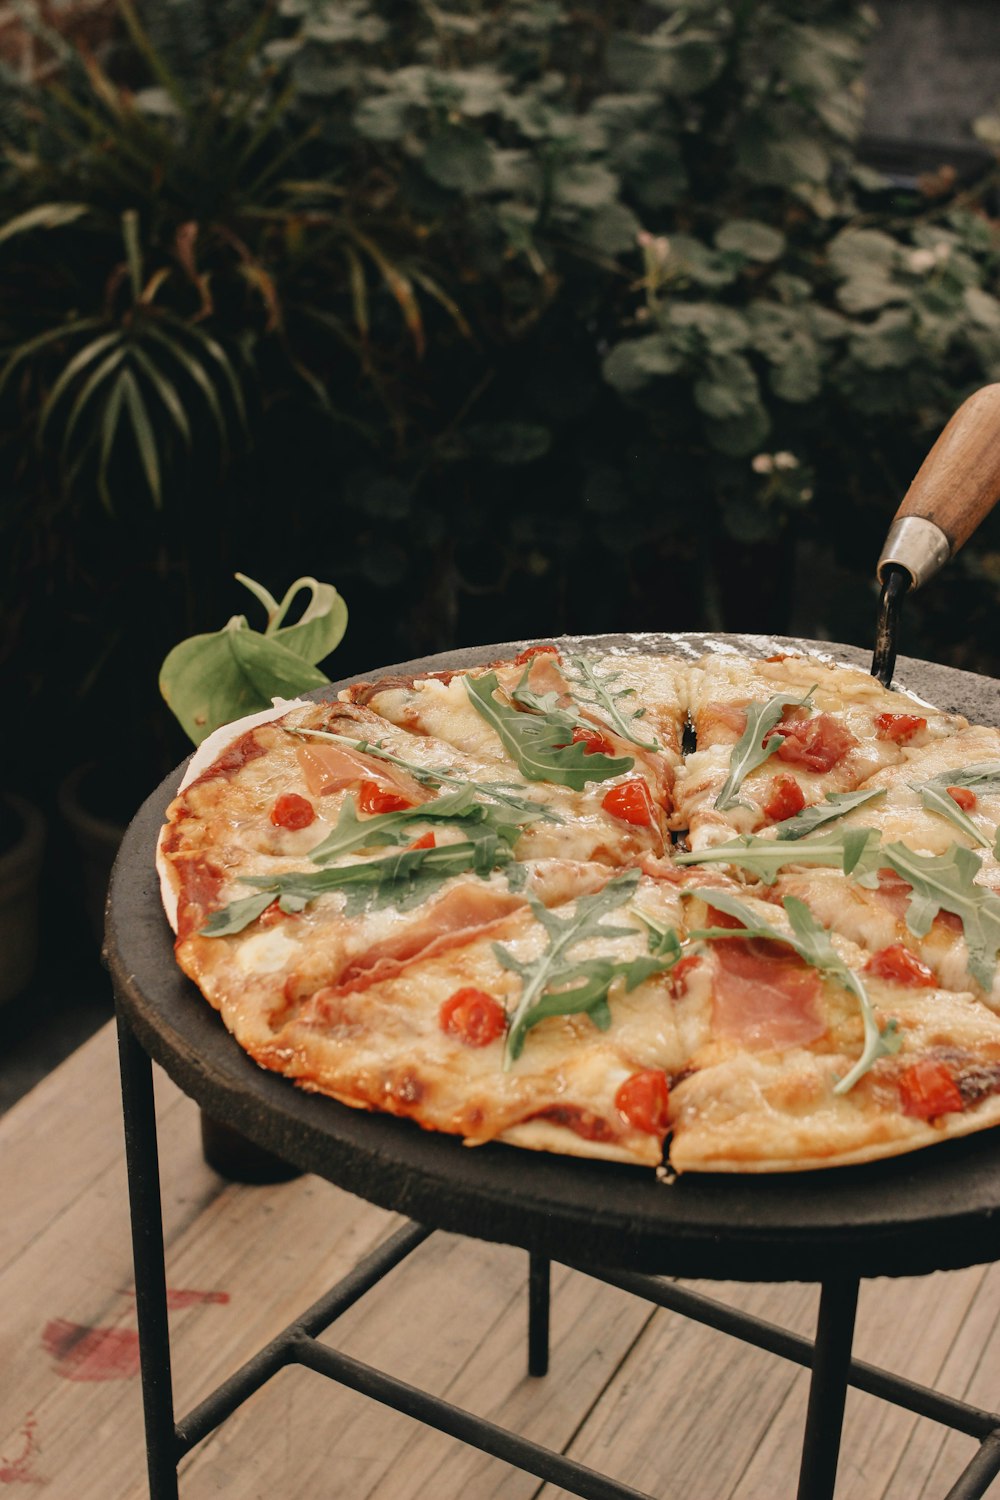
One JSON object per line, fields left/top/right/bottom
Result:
{"left": 872, "top": 382, "right": 1000, "bottom": 687}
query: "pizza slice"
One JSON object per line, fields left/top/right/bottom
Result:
{"left": 667, "top": 883, "right": 1000, "bottom": 1171}
{"left": 257, "top": 869, "right": 689, "bottom": 1167}
{"left": 341, "top": 645, "right": 686, "bottom": 836}
{"left": 674, "top": 651, "right": 966, "bottom": 850}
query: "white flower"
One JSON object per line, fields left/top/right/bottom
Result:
{"left": 773, "top": 451, "right": 799, "bottom": 470}
{"left": 934, "top": 242, "right": 952, "bottom": 263}
{"left": 801, "top": 487, "right": 814, "bottom": 501}
{"left": 908, "top": 248, "right": 937, "bottom": 274}
{"left": 751, "top": 453, "right": 774, "bottom": 474}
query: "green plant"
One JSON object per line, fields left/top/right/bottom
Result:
{"left": 4, "top": 0, "right": 1000, "bottom": 817}
{"left": 159, "top": 571, "right": 348, "bottom": 743}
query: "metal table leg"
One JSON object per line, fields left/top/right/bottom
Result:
{"left": 796, "top": 1274, "right": 860, "bottom": 1500}
{"left": 528, "top": 1253, "right": 551, "bottom": 1377}
{"left": 116, "top": 1007, "right": 179, "bottom": 1500}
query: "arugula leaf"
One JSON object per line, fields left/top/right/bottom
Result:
{"left": 201, "top": 890, "right": 279, "bottom": 936}
{"left": 872, "top": 841, "right": 1000, "bottom": 990}
{"left": 916, "top": 783, "right": 992, "bottom": 850}
{"left": 496, "top": 870, "right": 676, "bottom": 1065}
{"left": 686, "top": 888, "right": 900, "bottom": 1093}
{"left": 306, "top": 786, "right": 529, "bottom": 865}
{"left": 287, "top": 726, "right": 561, "bottom": 819}
{"left": 675, "top": 826, "right": 881, "bottom": 886}
{"left": 714, "top": 691, "right": 814, "bottom": 811}
{"left": 202, "top": 835, "right": 514, "bottom": 934}
{"left": 774, "top": 787, "right": 886, "bottom": 840}
{"left": 563, "top": 655, "right": 660, "bottom": 750}
{"left": 465, "top": 670, "right": 635, "bottom": 789}
{"left": 634, "top": 907, "right": 684, "bottom": 961}
{"left": 924, "top": 761, "right": 1000, "bottom": 791}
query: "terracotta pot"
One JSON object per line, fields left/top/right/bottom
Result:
{"left": 0, "top": 794, "right": 45, "bottom": 1006}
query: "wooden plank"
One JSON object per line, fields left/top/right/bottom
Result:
{"left": 0, "top": 1022, "right": 397, "bottom": 1498}
{"left": 881, "top": 1258, "right": 1000, "bottom": 1499}
{"left": 169, "top": 1239, "right": 656, "bottom": 1500}
{"left": 530, "top": 1279, "right": 819, "bottom": 1500}
{"left": 730, "top": 1266, "right": 990, "bottom": 1500}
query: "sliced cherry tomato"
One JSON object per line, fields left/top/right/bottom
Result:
{"left": 513, "top": 644, "right": 562, "bottom": 665}
{"left": 864, "top": 944, "right": 937, "bottom": 988}
{"left": 439, "top": 988, "right": 507, "bottom": 1047}
{"left": 761, "top": 773, "right": 806, "bottom": 822}
{"left": 873, "top": 712, "right": 927, "bottom": 744}
{"left": 948, "top": 785, "right": 978, "bottom": 812}
{"left": 259, "top": 899, "right": 299, "bottom": 927}
{"left": 898, "top": 1058, "right": 964, "bottom": 1119}
{"left": 668, "top": 953, "right": 702, "bottom": 998}
{"left": 571, "top": 724, "right": 617, "bottom": 757}
{"left": 407, "top": 831, "right": 436, "bottom": 851}
{"left": 357, "top": 779, "right": 414, "bottom": 815}
{"left": 615, "top": 1070, "right": 671, "bottom": 1135}
{"left": 601, "top": 778, "right": 656, "bottom": 827}
{"left": 774, "top": 714, "right": 858, "bottom": 772}
{"left": 270, "top": 792, "right": 315, "bottom": 830}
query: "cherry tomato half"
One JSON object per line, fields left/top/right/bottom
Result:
{"left": 873, "top": 712, "right": 927, "bottom": 744}
{"left": 439, "top": 988, "right": 507, "bottom": 1047}
{"left": 948, "top": 785, "right": 977, "bottom": 812}
{"left": 270, "top": 792, "right": 315, "bottom": 830}
{"left": 572, "top": 724, "right": 617, "bottom": 757}
{"left": 358, "top": 779, "right": 414, "bottom": 815}
{"left": 601, "top": 778, "right": 656, "bottom": 827}
{"left": 864, "top": 944, "right": 937, "bottom": 988}
{"left": 615, "top": 1070, "right": 671, "bottom": 1135}
{"left": 513, "top": 644, "right": 562, "bottom": 665}
{"left": 407, "top": 831, "right": 436, "bottom": 851}
{"left": 761, "top": 773, "right": 805, "bottom": 823}
{"left": 898, "top": 1058, "right": 964, "bottom": 1119}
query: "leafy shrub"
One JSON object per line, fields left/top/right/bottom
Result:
{"left": 2, "top": 0, "right": 1000, "bottom": 810}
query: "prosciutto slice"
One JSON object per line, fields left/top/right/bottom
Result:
{"left": 295, "top": 742, "right": 431, "bottom": 803}
{"left": 322, "top": 884, "right": 526, "bottom": 997}
{"left": 711, "top": 937, "right": 826, "bottom": 1051}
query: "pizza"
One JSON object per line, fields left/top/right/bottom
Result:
{"left": 156, "top": 641, "right": 1000, "bottom": 1174}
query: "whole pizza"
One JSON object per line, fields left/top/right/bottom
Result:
{"left": 157, "top": 642, "right": 1000, "bottom": 1174}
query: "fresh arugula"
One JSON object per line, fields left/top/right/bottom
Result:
{"left": 496, "top": 870, "right": 676, "bottom": 1065}
{"left": 287, "top": 725, "right": 561, "bottom": 819}
{"left": 306, "top": 785, "right": 533, "bottom": 864}
{"left": 910, "top": 762, "right": 1000, "bottom": 850}
{"left": 924, "top": 761, "right": 1000, "bottom": 791}
{"left": 774, "top": 787, "right": 886, "bottom": 840}
{"left": 563, "top": 655, "right": 661, "bottom": 750}
{"left": 686, "top": 888, "right": 901, "bottom": 1093}
{"left": 916, "top": 783, "right": 992, "bottom": 850}
{"left": 465, "top": 670, "right": 635, "bottom": 789}
{"left": 676, "top": 826, "right": 881, "bottom": 886}
{"left": 862, "top": 841, "right": 1000, "bottom": 991}
{"left": 201, "top": 835, "right": 514, "bottom": 934}
{"left": 714, "top": 690, "right": 814, "bottom": 811}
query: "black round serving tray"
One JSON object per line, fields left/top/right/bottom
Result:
{"left": 106, "top": 633, "right": 1000, "bottom": 1284}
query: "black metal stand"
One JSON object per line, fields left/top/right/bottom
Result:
{"left": 116, "top": 1005, "right": 1000, "bottom": 1500}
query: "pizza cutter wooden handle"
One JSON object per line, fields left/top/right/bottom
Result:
{"left": 877, "top": 383, "right": 1000, "bottom": 588}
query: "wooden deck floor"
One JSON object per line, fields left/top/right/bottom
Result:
{"left": 3, "top": 1022, "right": 1000, "bottom": 1500}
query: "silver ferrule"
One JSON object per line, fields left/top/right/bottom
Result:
{"left": 876, "top": 515, "right": 951, "bottom": 591}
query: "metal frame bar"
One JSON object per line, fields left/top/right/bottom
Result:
{"left": 117, "top": 1006, "right": 1000, "bottom": 1500}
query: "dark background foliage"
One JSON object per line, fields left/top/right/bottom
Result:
{"left": 3, "top": 0, "right": 1000, "bottom": 819}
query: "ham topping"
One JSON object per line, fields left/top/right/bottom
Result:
{"left": 711, "top": 936, "right": 826, "bottom": 1050}
{"left": 322, "top": 884, "right": 526, "bottom": 996}
{"left": 295, "top": 742, "right": 431, "bottom": 804}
